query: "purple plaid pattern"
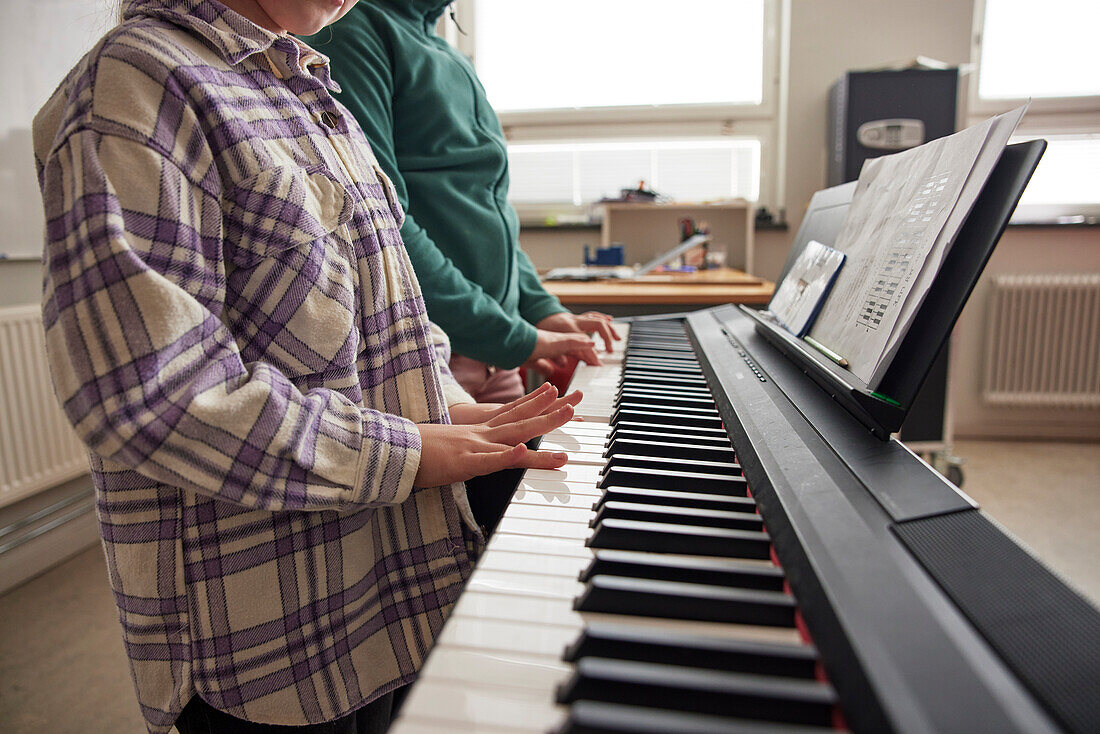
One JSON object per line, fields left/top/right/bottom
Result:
{"left": 34, "top": 1, "right": 478, "bottom": 730}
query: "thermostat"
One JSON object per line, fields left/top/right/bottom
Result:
{"left": 856, "top": 119, "right": 925, "bottom": 150}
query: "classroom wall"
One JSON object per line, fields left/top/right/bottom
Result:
{"left": 521, "top": 0, "right": 1100, "bottom": 442}
{"left": 2, "top": 0, "right": 1097, "bottom": 446}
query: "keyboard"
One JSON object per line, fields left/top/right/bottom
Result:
{"left": 389, "top": 308, "right": 1099, "bottom": 734}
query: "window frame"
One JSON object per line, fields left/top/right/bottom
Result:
{"left": 442, "top": 0, "right": 786, "bottom": 216}
{"left": 968, "top": 0, "right": 1100, "bottom": 119}
{"left": 968, "top": 0, "right": 1100, "bottom": 221}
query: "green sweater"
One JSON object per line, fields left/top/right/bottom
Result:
{"left": 305, "top": 1, "right": 566, "bottom": 368}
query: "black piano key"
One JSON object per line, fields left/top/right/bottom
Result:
{"left": 596, "top": 486, "right": 756, "bottom": 513}
{"left": 615, "top": 391, "right": 717, "bottom": 410}
{"left": 620, "top": 365, "right": 706, "bottom": 379}
{"left": 598, "top": 466, "right": 746, "bottom": 494}
{"left": 625, "top": 335, "right": 693, "bottom": 345}
{"left": 611, "top": 402, "right": 720, "bottom": 425}
{"left": 622, "top": 353, "right": 697, "bottom": 365}
{"left": 622, "top": 363, "right": 703, "bottom": 378}
{"left": 556, "top": 658, "right": 836, "bottom": 726}
{"left": 616, "top": 376, "right": 708, "bottom": 393}
{"left": 616, "top": 398, "right": 717, "bottom": 411}
{"left": 590, "top": 502, "right": 764, "bottom": 532}
{"left": 563, "top": 623, "right": 818, "bottom": 678}
{"left": 624, "top": 360, "right": 699, "bottom": 374}
{"left": 608, "top": 421, "right": 731, "bottom": 441}
{"left": 623, "top": 354, "right": 702, "bottom": 368}
{"left": 556, "top": 699, "right": 834, "bottom": 734}
{"left": 574, "top": 575, "right": 794, "bottom": 626}
{"left": 602, "top": 453, "right": 741, "bottom": 476}
{"left": 623, "top": 349, "right": 698, "bottom": 362}
{"left": 624, "top": 346, "right": 694, "bottom": 356}
{"left": 577, "top": 549, "right": 785, "bottom": 591}
{"left": 617, "top": 384, "right": 709, "bottom": 396}
{"left": 602, "top": 439, "right": 734, "bottom": 463}
{"left": 611, "top": 385, "right": 712, "bottom": 402}
{"left": 611, "top": 409, "right": 723, "bottom": 430}
{"left": 587, "top": 519, "right": 770, "bottom": 559}
{"left": 612, "top": 401, "right": 719, "bottom": 418}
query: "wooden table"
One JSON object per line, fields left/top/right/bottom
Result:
{"left": 541, "top": 267, "right": 774, "bottom": 316}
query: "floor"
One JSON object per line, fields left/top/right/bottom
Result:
{"left": 0, "top": 440, "right": 1097, "bottom": 733}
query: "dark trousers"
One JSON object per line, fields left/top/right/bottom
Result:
{"left": 175, "top": 686, "right": 408, "bottom": 734}
{"left": 465, "top": 435, "right": 540, "bottom": 535}
{"left": 465, "top": 465, "right": 524, "bottom": 535}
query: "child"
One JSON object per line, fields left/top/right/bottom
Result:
{"left": 33, "top": 1, "right": 577, "bottom": 731}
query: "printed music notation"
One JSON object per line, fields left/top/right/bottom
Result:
{"left": 804, "top": 104, "right": 1028, "bottom": 386}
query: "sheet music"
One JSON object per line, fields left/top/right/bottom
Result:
{"left": 868, "top": 104, "right": 1029, "bottom": 384}
{"left": 807, "top": 105, "right": 1028, "bottom": 386}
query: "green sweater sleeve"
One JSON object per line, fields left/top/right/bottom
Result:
{"left": 516, "top": 247, "right": 568, "bottom": 325}
{"left": 314, "top": 22, "right": 537, "bottom": 369}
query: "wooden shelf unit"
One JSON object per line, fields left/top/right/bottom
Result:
{"left": 599, "top": 199, "right": 755, "bottom": 274}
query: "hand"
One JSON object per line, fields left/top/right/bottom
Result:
{"left": 537, "top": 311, "right": 620, "bottom": 353}
{"left": 449, "top": 382, "right": 583, "bottom": 425}
{"left": 414, "top": 383, "right": 575, "bottom": 487}
{"left": 522, "top": 329, "right": 600, "bottom": 375}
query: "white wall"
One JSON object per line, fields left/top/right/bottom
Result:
{"left": 521, "top": 0, "right": 1100, "bottom": 442}
{"left": 0, "top": 1, "right": 117, "bottom": 261}
{"left": 950, "top": 227, "right": 1100, "bottom": 439}
{"left": 2, "top": 0, "right": 1098, "bottom": 416}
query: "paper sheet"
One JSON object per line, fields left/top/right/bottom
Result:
{"left": 868, "top": 104, "right": 1029, "bottom": 384}
{"left": 807, "top": 104, "right": 1028, "bottom": 387}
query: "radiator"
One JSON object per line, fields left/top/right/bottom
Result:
{"left": 982, "top": 274, "right": 1100, "bottom": 409}
{"left": 0, "top": 306, "right": 88, "bottom": 508}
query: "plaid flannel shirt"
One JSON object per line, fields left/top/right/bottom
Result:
{"left": 33, "top": 1, "right": 480, "bottom": 730}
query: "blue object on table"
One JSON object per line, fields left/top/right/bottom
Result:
{"left": 584, "top": 244, "right": 625, "bottom": 266}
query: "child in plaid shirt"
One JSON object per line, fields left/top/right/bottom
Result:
{"left": 34, "top": 1, "right": 578, "bottom": 731}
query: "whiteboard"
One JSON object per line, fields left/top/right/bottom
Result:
{"left": 0, "top": 1, "right": 117, "bottom": 259}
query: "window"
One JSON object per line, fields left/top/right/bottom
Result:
{"left": 971, "top": 0, "right": 1100, "bottom": 220}
{"left": 472, "top": 1, "right": 765, "bottom": 113}
{"left": 976, "top": 0, "right": 1099, "bottom": 101}
{"left": 446, "top": 0, "right": 782, "bottom": 219}
{"left": 507, "top": 139, "right": 761, "bottom": 206}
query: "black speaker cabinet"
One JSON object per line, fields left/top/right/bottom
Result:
{"left": 827, "top": 69, "right": 958, "bottom": 186}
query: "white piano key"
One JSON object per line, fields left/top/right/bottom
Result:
{"left": 416, "top": 645, "right": 571, "bottom": 693}
{"left": 552, "top": 432, "right": 609, "bottom": 445}
{"left": 474, "top": 549, "right": 590, "bottom": 578}
{"left": 571, "top": 363, "right": 621, "bottom": 381}
{"left": 502, "top": 501, "right": 594, "bottom": 525}
{"left": 466, "top": 567, "right": 585, "bottom": 600}
{"left": 553, "top": 420, "right": 611, "bottom": 435}
{"left": 575, "top": 391, "right": 615, "bottom": 406}
{"left": 486, "top": 531, "right": 595, "bottom": 559}
{"left": 578, "top": 390, "right": 617, "bottom": 398}
{"left": 392, "top": 677, "right": 565, "bottom": 732}
{"left": 525, "top": 464, "right": 603, "bottom": 485}
{"left": 494, "top": 516, "right": 592, "bottom": 541}
{"left": 514, "top": 477, "right": 603, "bottom": 498}
{"left": 560, "top": 451, "right": 607, "bottom": 466}
{"left": 509, "top": 486, "right": 600, "bottom": 510}
{"left": 449, "top": 590, "right": 585, "bottom": 631}
{"left": 437, "top": 613, "right": 580, "bottom": 657}
{"left": 538, "top": 435, "right": 606, "bottom": 452}
{"left": 544, "top": 430, "right": 608, "bottom": 446}
{"left": 447, "top": 590, "right": 806, "bottom": 646}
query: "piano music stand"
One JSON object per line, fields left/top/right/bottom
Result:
{"left": 743, "top": 140, "right": 1047, "bottom": 439}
